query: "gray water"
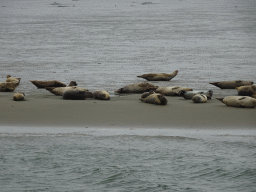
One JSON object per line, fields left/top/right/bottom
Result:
{"left": 0, "top": 127, "right": 256, "bottom": 192}
{"left": 0, "top": 0, "right": 255, "bottom": 95}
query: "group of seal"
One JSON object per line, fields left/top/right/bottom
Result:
{"left": 209, "top": 80, "right": 256, "bottom": 108}
{"left": 2, "top": 72, "right": 255, "bottom": 108}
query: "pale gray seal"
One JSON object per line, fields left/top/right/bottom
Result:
{"left": 92, "top": 90, "right": 110, "bottom": 100}
{"left": 137, "top": 70, "right": 178, "bottom": 81}
{"left": 210, "top": 80, "right": 253, "bottom": 89}
{"left": 216, "top": 96, "right": 256, "bottom": 108}
{"left": 115, "top": 82, "right": 158, "bottom": 93}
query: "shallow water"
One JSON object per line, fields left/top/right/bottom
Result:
{"left": 0, "top": 127, "right": 256, "bottom": 192}
{"left": 0, "top": 0, "right": 255, "bottom": 95}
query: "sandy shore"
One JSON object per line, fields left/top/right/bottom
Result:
{"left": 0, "top": 89, "right": 255, "bottom": 129}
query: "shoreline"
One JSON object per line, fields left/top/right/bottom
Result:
{"left": 0, "top": 89, "right": 255, "bottom": 129}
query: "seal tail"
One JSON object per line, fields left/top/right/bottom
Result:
{"left": 137, "top": 75, "right": 143, "bottom": 78}
{"left": 216, "top": 97, "right": 225, "bottom": 103}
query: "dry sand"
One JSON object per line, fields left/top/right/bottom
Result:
{"left": 0, "top": 89, "right": 255, "bottom": 129}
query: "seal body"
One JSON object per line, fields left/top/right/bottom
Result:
{"left": 115, "top": 82, "right": 158, "bottom": 93}
{"left": 0, "top": 81, "right": 20, "bottom": 92}
{"left": 140, "top": 91, "right": 168, "bottom": 105}
{"left": 62, "top": 90, "right": 93, "bottom": 100}
{"left": 178, "top": 90, "right": 213, "bottom": 100}
{"left": 210, "top": 80, "right": 253, "bottom": 89}
{"left": 216, "top": 96, "right": 256, "bottom": 108}
{"left": 192, "top": 94, "right": 207, "bottom": 103}
{"left": 137, "top": 70, "right": 178, "bottom": 81}
{"left": 156, "top": 86, "right": 193, "bottom": 96}
{"left": 13, "top": 92, "right": 25, "bottom": 101}
{"left": 236, "top": 85, "right": 256, "bottom": 97}
{"left": 92, "top": 90, "right": 110, "bottom": 100}
{"left": 30, "top": 80, "right": 66, "bottom": 88}
{"left": 46, "top": 86, "right": 89, "bottom": 96}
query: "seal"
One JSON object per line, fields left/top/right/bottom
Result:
{"left": 140, "top": 91, "right": 168, "bottom": 105}
{"left": 0, "top": 81, "right": 20, "bottom": 92}
{"left": 30, "top": 80, "right": 66, "bottom": 88}
{"left": 209, "top": 80, "right": 253, "bottom": 89}
{"left": 92, "top": 90, "right": 110, "bottom": 100}
{"left": 115, "top": 82, "right": 158, "bottom": 93}
{"left": 13, "top": 92, "right": 25, "bottom": 101}
{"left": 155, "top": 86, "right": 193, "bottom": 96}
{"left": 137, "top": 70, "right": 178, "bottom": 81}
{"left": 192, "top": 94, "right": 207, "bottom": 103}
{"left": 62, "top": 90, "right": 93, "bottom": 100}
{"left": 6, "top": 75, "right": 21, "bottom": 84}
{"left": 178, "top": 90, "right": 213, "bottom": 100}
{"left": 216, "top": 96, "right": 256, "bottom": 108}
{"left": 45, "top": 86, "right": 89, "bottom": 96}
{"left": 235, "top": 85, "right": 256, "bottom": 97}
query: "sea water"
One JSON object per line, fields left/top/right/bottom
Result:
{"left": 0, "top": 0, "right": 255, "bottom": 95}
{"left": 0, "top": 127, "right": 256, "bottom": 191}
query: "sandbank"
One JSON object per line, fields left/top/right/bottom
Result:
{"left": 0, "top": 89, "right": 255, "bottom": 129}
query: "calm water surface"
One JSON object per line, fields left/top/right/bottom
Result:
{"left": 0, "top": 0, "right": 255, "bottom": 95}
{"left": 0, "top": 127, "right": 256, "bottom": 192}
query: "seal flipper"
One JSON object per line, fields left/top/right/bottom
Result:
{"left": 216, "top": 97, "right": 225, "bottom": 104}
{"left": 238, "top": 97, "right": 246, "bottom": 100}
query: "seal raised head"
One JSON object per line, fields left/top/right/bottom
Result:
{"left": 192, "top": 94, "right": 207, "bottom": 103}
{"left": 140, "top": 91, "right": 168, "bottom": 105}
{"left": 137, "top": 70, "right": 178, "bottom": 81}
{"left": 156, "top": 86, "right": 193, "bottom": 96}
{"left": 13, "top": 92, "right": 25, "bottom": 101}
{"left": 30, "top": 80, "right": 66, "bottom": 88}
{"left": 92, "top": 90, "right": 110, "bottom": 100}
{"left": 62, "top": 90, "right": 93, "bottom": 100}
{"left": 115, "top": 82, "right": 158, "bottom": 93}
{"left": 6, "top": 75, "right": 21, "bottom": 84}
{"left": 216, "top": 96, "right": 256, "bottom": 108}
{"left": 210, "top": 80, "right": 253, "bottom": 89}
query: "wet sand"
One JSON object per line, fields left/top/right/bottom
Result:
{"left": 0, "top": 89, "right": 255, "bottom": 129}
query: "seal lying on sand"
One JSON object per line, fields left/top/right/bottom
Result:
{"left": 30, "top": 80, "right": 67, "bottom": 88}
{"left": 140, "top": 91, "right": 168, "bottom": 105}
{"left": 155, "top": 86, "right": 193, "bottom": 96}
{"left": 6, "top": 75, "right": 21, "bottom": 83}
{"left": 235, "top": 85, "right": 256, "bottom": 97}
{"left": 46, "top": 86, "right": 89, "bottom": 96}
{"left": 192, "top": 94, "right": 207, "bottom": 103}
{"left": 13, "top": 92, "right": 25, "bottom": 101}
{"left": 92, "top": 90, "right": 110, "bottom": 100}
{"left": 178, "top": 90, "right": 213, "bottom": 100}
{"left": 209, "top": 80, "right": 253, "bottom": 89}
{"left": 63, "top": 90, "right": 93, "bottom": 100}
{"left": 137, "top": 70, "right": 178, "bottom": 81}
{"left": 115, "top": 82, "right": 158, "bottom": 93}
{"left": 0, "top": 81, "right": 20, "bottom": 92}
{"left": 216, "top": 96, "right": 256, "bottom": 108}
